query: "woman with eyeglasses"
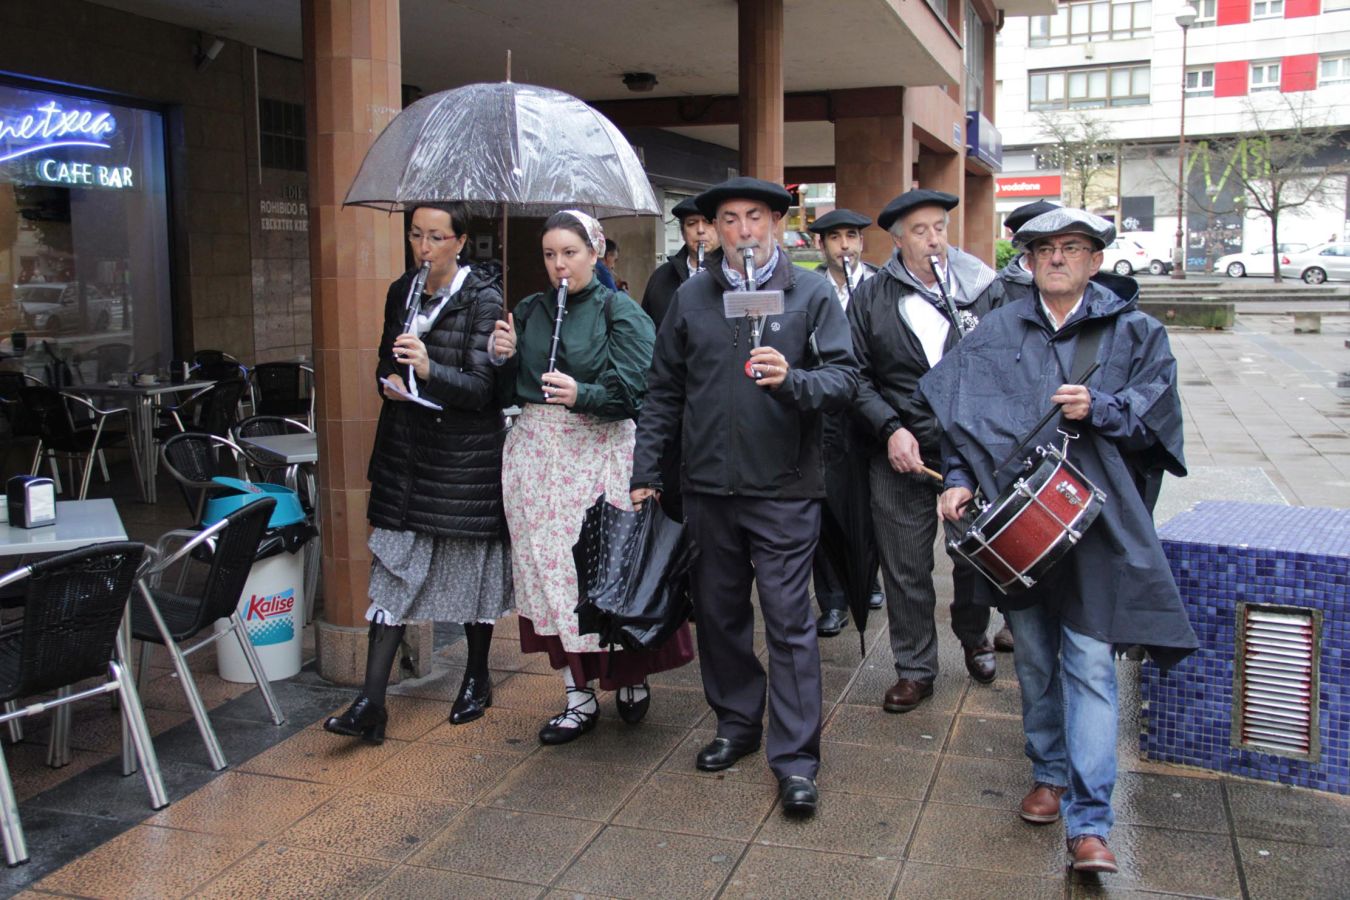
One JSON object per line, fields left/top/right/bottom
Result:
{"left": 325, "top": 201, "right": 512, "bottom": 744}
{"left": 490, "top": 209, "right": 694, "bottom": 745}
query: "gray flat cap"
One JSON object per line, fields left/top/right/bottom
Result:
{"left": 1013, "top": 208, "right": 1116, "bottom": 250}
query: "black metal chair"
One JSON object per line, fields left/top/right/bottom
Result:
{"left": 0, "top": 373, "right": 44, "bottom": 479}
{"left": 0, "top": 542, "right": 168, "bottom": 866}
{"left": 132, "top": 499, "right": 286, "bottom": 771}
{"left": 156, "top": 377, "right": 248, "bottom": 441}
{"left": 20, "top": 385, "right": 135, "bottom": 499}
{"left": 190, "top": 350, "right": 247, "bottom": 383}
{"left": 248, "top": 363, "right": 314, "bottom": 426}
{"left": 232, "top": 416, "right": 314, "bottom": 503}
{"left": 159, "top": 432, "right": 252, "bottom": 524}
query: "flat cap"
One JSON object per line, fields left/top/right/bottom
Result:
{"left": 1013, "top": 207, "right": 1116, "bottom": 250}
{"left": 1004, "top": 200, "right": 1061, "bottom": 234}
{"left": 808, "top": 209, "right": 872, "bottom": 234}
{"left": 671, "top": 196, "right": 704, "bottom": 222}
{"left": 877, "top": 189, "right": 959, "bottom": 232}
{"left": 694, "top": 176, "right": 793, "bottom": 220}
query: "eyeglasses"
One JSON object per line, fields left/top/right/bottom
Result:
{"left": 407, "top": 230, "right": 453, "bottom": 245}
{"left": 1033, "top": 243, "right": 1092, "bottom": 259}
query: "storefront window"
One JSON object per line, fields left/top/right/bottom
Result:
{"left": 0, "top": 81, "right": 172, "bottom": 384}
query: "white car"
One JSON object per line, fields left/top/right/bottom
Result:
{"left": 1116, "top": 232, "right": 1173, "bottom": 275}
{"left": 1214, "top": 243, "right": 1309, "bottom": 278}
{"left": 1098, "top": 238, "right": 1150, "bottom": 276}
{"left": 15, "top": 282, "right": 124, "bottom": 333}
{"left": 1278, "top": 243, "right": 1350, "bottom": 284}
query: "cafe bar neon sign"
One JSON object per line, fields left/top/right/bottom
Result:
{"left": 0, "top": 101, "right": 116, "bottom": 163}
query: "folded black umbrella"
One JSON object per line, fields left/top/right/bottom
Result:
{"left": 816, "top": 420, "right": 878, "bottom": 657}
{"left": 573, "top": 494, "right": 695, "bottom": 654}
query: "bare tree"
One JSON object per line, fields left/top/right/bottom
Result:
{"left": 1033, "top": 110, "right": 1117, "bottom": 211}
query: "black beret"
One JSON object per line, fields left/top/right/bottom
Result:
{"left": 1005, "top": 200, "right": 1061, "bottom": 234}
{"left": 876, "top": 189, "right": 959, "bottom": 232}
{"left": 671, "top": 197, "right": 703, "bottom": 222}
{"left": 694, "top": 176, "right": 793, "bottom": 220}
{"left": 807, "top": 209, "right": 872, "bottom": 234}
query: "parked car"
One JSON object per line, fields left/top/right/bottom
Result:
{"left": 1278, "top": 243, "right": 1350, "bottom": 284}
{"left": 15, "top": 282, "right": 124, "bottom": 333}
{"left": 1117, "top": 232, "right": 1173, "bottom": 275}
{"left": 1098, "top": 238, "right": 1151, "bottom": 276}
{"left": 1213, "top": 243, "right": 1309, "bottom": 278}
{"left": 782, "top": 229, "right": 812, "bottom": 249}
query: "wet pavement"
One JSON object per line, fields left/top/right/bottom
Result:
{"left": 2, "top": 310, "right": 1347, "bottom": 898}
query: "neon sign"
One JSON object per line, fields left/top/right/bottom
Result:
{"left": 0, "top": 101, "right": 117, "bottom": 164}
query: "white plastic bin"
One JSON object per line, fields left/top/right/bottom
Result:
{"left": 215, "top": 550, "right": 305, "bottom": 683}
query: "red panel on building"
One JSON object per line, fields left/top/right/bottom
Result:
{"left": 1284, "top": 0, "right": 1320, "bottom": 17}
{"left": 996, "top": 175, "right": 1063, "bottom": 197}
{"left": 1216, "top": 0, "right": 1251, "bottom": 25}
{"left": 1282, "top": 54, "right": 1318, "bottom": 91}
{"left": 1214, "top": 61, "right": 1249, "bottom": 98}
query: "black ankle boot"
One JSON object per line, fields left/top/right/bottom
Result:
{"left": 323, "top": 695, "right": 388, "bottom": 743}
{"left": 450, "top": 622, "right": 494, "bottom": 725}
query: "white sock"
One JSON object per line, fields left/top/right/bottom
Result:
{"left": 552, "top": 671, "right": 595, "bottom": 728}
{"left": 618, "top": 683, "right": 649, "bottom": 703}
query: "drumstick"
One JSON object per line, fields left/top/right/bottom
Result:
{"left": 921, "top": 465, "right": 943, "bottom": 483}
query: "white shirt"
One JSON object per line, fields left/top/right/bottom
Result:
{"left": 828, "top": 261, "right": 872, "bottom": 310}
{"left": 901, "top": 294, "right": 952, "bottom": 367}
{"left": 1039, "top": 292, "right": 1085, "bottom": 332}
{"left": 412, "top": 265, "right": 471, "bottom": 337}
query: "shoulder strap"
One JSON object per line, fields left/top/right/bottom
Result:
{"left": 1068, "top": 316, "right": 1108, "bottom": 384}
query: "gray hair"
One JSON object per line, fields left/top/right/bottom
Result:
{"left": 889, "top": 210, "right": 949, "bottom": 239}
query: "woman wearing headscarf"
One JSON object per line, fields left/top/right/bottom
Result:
{"left": 491, "top": 209, "right": 694, "bottom": 745}
{"left": 324, "top": 201, "right": 512, "bottom": 743}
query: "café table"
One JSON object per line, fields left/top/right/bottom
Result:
{"left": 239, "top": 432, "right": 321, "bottom": 619}
{"left": 1, "top": 498, "right": 129, "bottom": 768}
{"left": 68, "top": 380, "right": 214, "bottom": 504}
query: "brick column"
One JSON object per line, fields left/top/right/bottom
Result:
{"left": 917, "top": 150, "right": 964, "bottom": 249}
{"left": 738, "top": 0, "right": 784, "bottom": 183}
{"left": 304, "top": 0, "right": 417, "bottom": 684}
{"left": 964, "top": 171, "right": 995, "bottom": 266}
{"left": 835, "top": 108, "right": 911, "bottom": 267}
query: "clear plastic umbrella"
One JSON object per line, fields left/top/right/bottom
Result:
{"left": 343, "top": 81, "right": 660, "bottom": 218}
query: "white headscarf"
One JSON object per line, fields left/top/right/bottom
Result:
{"left": 557, "top": 208, "right": 606, "bottom": 257}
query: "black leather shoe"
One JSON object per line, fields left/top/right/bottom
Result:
{"left": 868, "top": 589, "right": 885, "bottom": 609}
{"left": 779, "top": 776, "right": 818, "bottom": 816}
{"left": 323, "top": 695, "right": 388, "bottom": 744}
{"left": 815, "top": 608, "right": 849, "bottom": 637}
{"left": 449, "top": 673, "right": 492, "bottom": 725}
{"left": 539, "top": 693, "right": 599, "bottom": 745}
{"left": 616, "top": 680, "right": 651, "bottom": 724}
{"left": 964, "top": 640, "right": 997, "bottom": 684}
{"left": 696, "top": 736, "right": 760, "bottom": 771}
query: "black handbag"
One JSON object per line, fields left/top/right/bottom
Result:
{"left": 573, "top": 493, "right": 695, "bottom": 654}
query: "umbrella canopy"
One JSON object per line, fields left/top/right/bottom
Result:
{"left": 344, "top": 81, "right": 660, "bottom": 218}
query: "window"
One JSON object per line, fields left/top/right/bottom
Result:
{"left": 1185, "top": 67, "right": 1215, "bottom": 96}
{"left": 1321, "top": 55, "right": 1350, "bottom": 86}
{"left": 965, "top": 2, "right": 987, "bottom": 111}
{"left": 1250, "top": 61, "right": 1281, "bottom": 92}
{"left": 1252, "top": 0, "right": 1283, "bottom": 17}
{"left": 1193, "top": 0, "right": 1217, "bottom": 26}
{"left": 259, "top": 98, "right": 306, "bottom": 172}
{"left": 1028, "top": 0, "right": 1152, "bottom": 47}
{"left": 1029, "top": 63, "right": 1151, "bottom": 110}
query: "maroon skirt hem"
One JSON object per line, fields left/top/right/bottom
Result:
{"left": 518, "top": 617, "right": 695, "bottom": 691}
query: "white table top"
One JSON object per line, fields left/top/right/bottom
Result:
{"left": 0, "top": 499, "right": 128, "bottom": 557}
{"left": 241, "top": 433, "right": 318, "bottom": 464}
{"left": 68, "top": 380, "right": 213, "bottom": 397}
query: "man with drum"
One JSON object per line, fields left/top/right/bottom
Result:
{"left": 918, "top": 208, "right": 1196, "bottom": 874}
{"left": 847, "top": 189, "right": 1004, "bottom": 713}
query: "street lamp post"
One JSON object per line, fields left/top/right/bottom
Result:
{"left": 1172, "top": 5, "right": 1198, "bottom": 280}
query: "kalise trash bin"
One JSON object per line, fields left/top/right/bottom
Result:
{"left": 201, "top": 478, "right": 315, "bottom": 682}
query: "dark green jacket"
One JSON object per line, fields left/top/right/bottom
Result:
{"left": 498, "top": 277, "right": 655, "bottom": 421}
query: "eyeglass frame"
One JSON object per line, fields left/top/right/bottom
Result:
{"left": 1030, "top": 240, "right": 1099, "bottom": 260}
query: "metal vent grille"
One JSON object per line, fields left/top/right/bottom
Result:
{"left": 1236, "top": 605, "right": 1317, "bottom": 759}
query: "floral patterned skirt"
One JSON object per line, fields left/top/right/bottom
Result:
{"left": 502, "top": 403, "right": 694, "bottom": 686}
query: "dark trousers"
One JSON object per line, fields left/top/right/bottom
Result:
{"left": 870, "top": 455, "right": 989, "bottom": 681}
{"left": 684, "top": 493, "right": 823, "bottom": 781}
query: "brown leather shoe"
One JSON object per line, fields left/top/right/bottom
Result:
{"left": 1067, "top": 835, "right": 1118, "bottom": 873}
{"left": 993, "top": 624, "right": 1014, "bottom": 652}
{"left": 1020, "top": 782, "right": 1067, "bottom": 824}
{"left": 883, "top": 678, "right": 933, "bottom": 713}
{"left": 963, "top": 640, "right": 997, "bottom": 684}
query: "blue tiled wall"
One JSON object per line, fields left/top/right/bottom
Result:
{"left": 1142, "top": 502, "right": 1350, "bottom": 794}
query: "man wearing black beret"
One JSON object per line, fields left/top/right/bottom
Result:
{"left": 631, "top": 175, "right": 859, "bottom": 817}
{"left": 642, "top": 197, "right": 722, "bottom": 331}
{"left": 848, "top": 188, "right": 1004, "bottom": 714}
{"left": 995, "top": 200, "right": 1063, "bottom": 311}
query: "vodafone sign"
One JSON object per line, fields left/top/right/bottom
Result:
{"left": 996, "top": 175, "right": 1062, "bottom": 198}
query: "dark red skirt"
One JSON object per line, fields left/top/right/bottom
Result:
{"left": 518, "top": 616, "right": 696, "bottom": 692}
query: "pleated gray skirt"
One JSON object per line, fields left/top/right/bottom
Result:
{"left": 367, "top": 527, "right": 514, "bottom": 625}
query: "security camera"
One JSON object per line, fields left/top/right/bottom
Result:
{"left": 196, "top": 36, "right": 225, "bottom": 71}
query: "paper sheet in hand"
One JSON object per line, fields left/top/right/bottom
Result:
{"left": 722, "top": 290, "right": 784, "bottom": 319}
{"left": 379, "top": 377, "right": 443, "bottom": 411}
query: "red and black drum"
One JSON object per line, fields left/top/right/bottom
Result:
{"left": 948, "top": 442, "right": 1106, "bottom": 594}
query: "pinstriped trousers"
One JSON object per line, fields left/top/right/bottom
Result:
{"left": 869, "top": 454, "right": 989, "bottom": 681}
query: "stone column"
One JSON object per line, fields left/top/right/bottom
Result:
{"left": 738, "top": 0, "right": 784, "bottom": 183}
{"left": 964, "top": 171, "right": 995, "bottom": 266}
{"left": 834, "top": 106, "right": 911, "bottom": 267}
{"left": 304, "top": 0, "right": 424, "bottom": 683}
{"left": 917, "top": 150, "right": 965, "bottom": 249}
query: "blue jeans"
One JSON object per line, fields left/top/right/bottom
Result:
{"left": 1007, "top": 604, "right": 1118, "bottom": 839}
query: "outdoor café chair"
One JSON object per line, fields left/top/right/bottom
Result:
{"left": 232, "top": 416, "right": 315, "bottom": 507}
{"left": 155, "top": 377, "right": 248, "bottom": 442}
{"left": 160, "top": 432, "right": 252, "bottom": 525}
{"left": 20, "top": 385, "right": 135, "bottom": 500}
{"left": 0, "top": 541, "right": 168, "bottom": 866}
{"left": 131, "top": 499, "right": 286, "bottom": 771}
{"left": 247, "top": 362, "right": 314, "bottom": 427}
{"left": 190, "top": 350, "right": 248, "bottom": 383}
{"left": 0, "top": 373, "right": 45, "bottom": 482}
